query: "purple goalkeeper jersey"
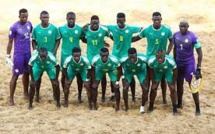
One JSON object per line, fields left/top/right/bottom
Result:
{"left": 173, "top": 31, "right": 198, "bottom": 64}
{"left": 8, "top": 21, "right": 33, "bottom": 54}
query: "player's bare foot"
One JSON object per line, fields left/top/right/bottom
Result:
{"left": 92, "top": 103, "right": 98, "bottom": 110}
{"left": 56, "top": 102, "right": 61, "bottom": 109}
{"left": 177, "top": 104, "right": 183, "bottom": 108}
{"left": 101, "top": 97, "right": 106, "bottom": 103}
{"left": 35, "top": 95, "right": 40, "bottom": 103}
{"left": 28, "top": 105, "right": 33, "bottom": 110}
{"left": 148, "top": 106, "right": 154, "bottom": 113}
{"left": 163, "top": 99, "right": 167, "bottom": 104}
{"left": 109, "top": 95, "right": 115, "bottom": 102}
{"left": 88, "top": 103, "right": 92, "bottom": 110}
{"left": 23, "top": 94, "right": 29, "bottom": 100}
{"left": 63, "top": 101, "right": 68, "bottom": 107}
{"left": 195, "top": 109, "right": 201, "bottom": 116}
{"left": 8, "top": 99, "right": 15, "bottom": 106}
{"left": 115, "top": 106, "right": 120, "bottom": 112}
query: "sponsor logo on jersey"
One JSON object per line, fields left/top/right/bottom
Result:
{"left": 185, "top": 39, "right": 189, "bottom": 43}
{"left": 137, "top": 63, "right": 141, "bottom": 67}
{"left": 80, "top": 63, "right": 84, "bottom": 66}
{"left": 164, "top": 66, "right": 168, "bottom": 69}
{"left": 27, "top": 26, "right": 30, "bottom": 30}
{"left": 108, "top": 63, "right": 112, "bottom": 66}
{"left": 132, "top": 69, "right": 136, "bottom": 72}
{"left": 125, "top": 29, "right": 129, "bottom": 33}
{"left": 98, "top": 33, "right": 102, "bottom": 37}
{"left": 75, "top": 30, "right": 78, "bottom": 34}
{"left": 15, "top": 69, "right": 19, "bottom": 73}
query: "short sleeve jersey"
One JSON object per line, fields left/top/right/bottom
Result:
{"left": 106, "top": 25, "right": 140, "bottom": 59}
{"left": 58, "top": 24, "right": 83, "bottom": 56}
{"left": 84, "top": 26, "right": 110, "bottom": 61}
{"left": 32, "top": 23, "right": 61, "bottom": 53}
{"left": 139, "top": 24, "right": 172, "bottom": 56}
{"left": 63, "top": 55, "right": 91, "bottom": 72}
{"left": 8, "top": 21, "right": 33, "bottom": 54}
{"left": 91, "top": 54, "right": 120, "bottom": 72}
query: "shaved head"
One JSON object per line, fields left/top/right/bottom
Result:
{"left": 179, "top": 20, "right": 189, "bottom": 26}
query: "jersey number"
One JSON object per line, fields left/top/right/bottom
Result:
{"left": 92, "top": 40, "right": 98, "bottom": 45}
{"left": 44, "top": 37, "right": 48, "bottom": 42}
{"left": 120, "top": 36, "right": 123, "bottom": 41}
{"left": 155, "top": 38, "right": 159, "bottom": 44}
{"left": 69, "top": 37, "right": 73, "bottom": 43}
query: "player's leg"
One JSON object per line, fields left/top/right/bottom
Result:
{"left": 61, "top": 71, "right": 66, "bottom": 90}
{"left": 186, "top": 64, "right": 201, "bottom": 115}
{"left": 166, "top": 70, "right": 177, "bottom": 115}
{"left": 9, "top": 54, "right": 24, "bottom": 105}
{"left": 148, "top": 81, "right": 159, "bottom": 112}
{"left": 35, "top": 74, "right": 43, "bottom": 102}
{"left": 9, "top": 74, "right": 19, "bottom": 106}
{"left": 22, "top": 53, "right": 31, "bottom": 99}
{"left": 109, "top": 70, "right": 120, "bottom": 111}
{"left": 130, "top": 77, "right": 136, "bottom": 102}
{"left": 76, "top": 73, "right": 83, "bottom": 103}
{"left": 64, "top": 77, "right": 72, "bottom": 107}
{"left": 92, "top": 80, "right": 100, "bottom": 110}
{"left": 29, "top": 66, "right": 42, "bottom": 109}
{"left": 161, "top": 76, "right": 167, "bottom": 104}
{"left": 137, "top": 70, "right": 148, "bottom": 114}
{"left": 122, "top": 72, "right": 132, "bottom": 111}
{"left": 47, "top": 66, "right": 60, "bottom": 108}
{"left": 101, "top": 74, "right": 107, "bottom": 102}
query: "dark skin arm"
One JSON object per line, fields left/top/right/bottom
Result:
{"left": 62, "top": 67, "right": 68, "bottom": 79}
{"left": 131, "top": 35, "right": 142, "bottom": 42}
{"left": 32, "top": 39, "right": 37, "bottom": 50}
{"left": 166, "top": 38, "right": 173, "bottom": 55}
{"left": 53, "top": 39, "right": 60, "bottom": 55}
{"left": 196, "top": 47, "right": 203, "bottom": 68}
{"left": 29, "top": 65, "right": 34, "bottom": 81}
{"left": 173, "top": 43, "right": 177, "bottom": 61}
{"left": 172, "top": 68, "right": 177, "bottom": 84}
{"left": 7, "top": 38, "right": 13, "bottom": 55}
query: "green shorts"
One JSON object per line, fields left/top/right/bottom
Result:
{"left": 67, "top": 67, "right": 88, "bottom": 82}
{"left": 33, "top": 64, "right": 56, "bottom": 81}
{"left": 124, "top": 69, "right": 147, "bottom": 83}
{"left": 95, "top": 69, "right": 118, "bottom": 82}
{"left": 154, "top": 69, "right": 173, "bottom": 83}
{"left": 60, "top": 53, "right": 70, "bottom": 68}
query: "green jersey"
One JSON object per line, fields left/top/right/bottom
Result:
{"left": 63, "top": 55, "right": 91, "bottom": 72}
{"left": 32, "top": 23, "right": 61, "bottom": 53}
{"left": 28, "top": 51, "right": 58, "bottom": 68}
{"left": 120, "top": 54, "right": 147, "bottom": 74}
{"left": 84, "top": 26, "right": 110, "bottom": 61}
{"left": 91, "top": 54, "right": 120, "bottom": 72}
{"left": 139, "top": 24, "right": 172, "bottom": 56}
{"left": 58, "top": 24, "right": 83, "bottom": 56}
{"left": 148, "top": 55, "right": 176, "bottom": 72}
{"left": 106, "top": 25, "right": 140, "bottom": 59}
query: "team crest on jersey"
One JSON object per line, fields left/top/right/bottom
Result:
{"left": 185, "top": 39, "right": 189, "bottom": 43}
{"left": 132, "top": 69, "right": 136, "bottom": 72}
{"left": 164, "top": 66, "right": 168, "bottom": 69}
{"left": 161, "top": 32, "right": 165, "bottom": 36}
{"left": 137, "top": 63, "right": 141, "bottom": 67}
{"left": 76, "top": 68, "right": 80, "bottom": 71}
{"left": 27, "top": 26, "right": 30, "bottom": 30}
{"left": 15, "top": 69, "right": 19, "bottom": 73}
{"left": 98, "top": 33, "right": 102, "bottom": 37}
{"left": 80, "top": 63, "right": 84, "bottom": 66}
{"left": 159, "top": 69, "right": 163, "bottom": 72}
{"left": 48, "top": 30, "right": 52, "bottom": 34}
{"left": 125, "top": 30, "right": 129, "bottom": 33}
{"left": 108, "top": 63, "right": 112, "bottom": 66}
{"left": 75, "top": 30, "right": 78, "bottom": 34}
{"left": 41, "top": 66, "right": 44, "bottom": 68}
{"left": 46, "top": 61, "right": 50, "bottom": 64}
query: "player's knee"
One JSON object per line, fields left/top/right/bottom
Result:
{"left": 92, "top": 83, "right": 98, "bottom": 89}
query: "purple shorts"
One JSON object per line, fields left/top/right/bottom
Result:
{"left": 177, "top": 62, "right": 196, "bottom": 83}
{"left": 13, "top": 53, "right": 31, "bottom": 76}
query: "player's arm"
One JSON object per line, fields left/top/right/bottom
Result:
{"left": 29, "top": 65, "right": 34, "bottom": 81}
{"left": 80, "top": 31, "right": 87, "bottom": 43}
{"left": 166, "top": 37, "right": 173, "bottom": 55}
{"left": 53, "top": 39, "right": 60, "bottom": 55}
{"left": 132, "top": 35, "right": 142, "bottom": 42}
{"left": 173, "top": 42, "right": 177, "bottom": 60}
{"left": 196, "top": 47, "right": 202, "bottom": 68}
{"left": 32, "top": 40, "right": 37, "bottom": 50}
{"left": 7, "top": 38, "right": 13, "bottom": 55}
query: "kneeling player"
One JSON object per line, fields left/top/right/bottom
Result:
{"left": 63, "top": 47, "right": 91, "bottom": 108}
{"left": 120, "top": 48, "right": 148, "bottom": 113}
{"left": 148, "top": 50, "right": 177, "bottom": 115}
{"left": 28, "top": 48, "right": 60, "bottom": 109}
{"left": 91, "top": 48, "right": 120, "bottom": 111}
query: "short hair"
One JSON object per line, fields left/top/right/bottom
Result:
{"left": 91, "top": 15, "right": 99, "bottom": 21}
{"left": 39, "top": 47, "right": 48, "bottom": 54}
{"left": 19, "top": 8, "right": 27, "bottom": 15}
{"left": 67, "top": 12, "right": 75, "bottom": 18}
{"left": 100, "top": 47, "right": 109, "bottom": 53}
{"left": 128, "top": 47, "right": 137, "bottom": 54}
{"left": 40, "top": 10, "right": 49, "bottom": 16}
{"left": 152, "top": 12, "right": 161, "bottom": 17}
{"left": 156, "top": 49, "right": 165, "bottom": 55}
{"left": 72, "top": 47, "right": 81, "bottom": 53}
{"left": 117, "top": 12, "right": 125, "bottom": 18}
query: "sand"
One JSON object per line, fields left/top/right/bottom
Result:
{"left": 0, "top": 0, "right": 214, "bottom": 134}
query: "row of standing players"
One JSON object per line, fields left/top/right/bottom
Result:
{"left": 6, "top": 9, "right": 202, "bottom": 115}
